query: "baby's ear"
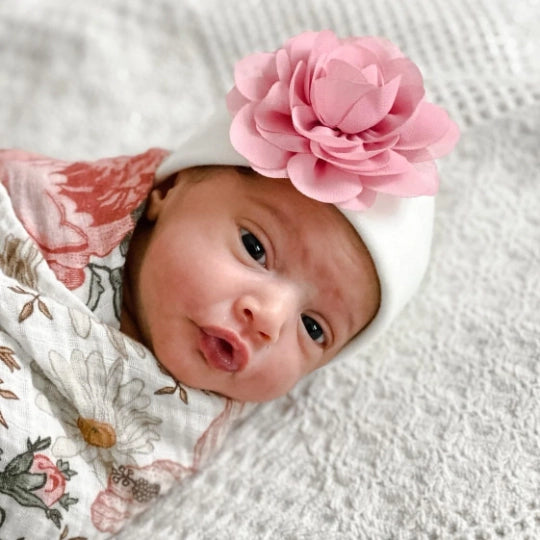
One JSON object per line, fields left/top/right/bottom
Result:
{"left": 146, "top": 173, "right": 179, "bottom": 221}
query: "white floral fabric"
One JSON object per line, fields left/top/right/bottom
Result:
{"left": 0, "top": 153, "right": 246, "bottom": 538}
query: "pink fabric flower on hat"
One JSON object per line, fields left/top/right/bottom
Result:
{"left": 227, "top": 30, "right": 459, "bottom": 210}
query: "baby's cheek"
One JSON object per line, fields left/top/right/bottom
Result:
{"left": 255, "top": 356, "right": 306, "bottom": 400}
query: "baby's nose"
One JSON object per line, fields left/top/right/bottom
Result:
{"left": 235, "top": 285, "right": 294, "bottom": 344}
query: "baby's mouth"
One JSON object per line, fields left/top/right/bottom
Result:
{"left": 199, "top": 327, "right": 248, "bottom": 373}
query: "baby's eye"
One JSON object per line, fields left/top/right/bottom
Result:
{"left": 240, "top": 228, "right": 267, "bottom": 266}
{"left": 301, "top": 314, "right": 325, "bottom": 345}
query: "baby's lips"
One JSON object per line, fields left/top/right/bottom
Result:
{"left": 199, "top": 326, "right": 249, "bottom": 373}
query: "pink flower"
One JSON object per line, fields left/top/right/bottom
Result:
{"left": 91, "top": 460, "right": 192, "bottom": 534}
{"left": 0, "top": 148, "right": 168, "bottom": 289}
{"left": 29, "top": 454, "right": 66, "bottom": 507}
{"left": 227, "top": 31, "right": 459, "bottom": 210}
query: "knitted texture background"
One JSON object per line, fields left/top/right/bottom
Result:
{"left": 1, "top": 0, "right": 539, "bottom": 538}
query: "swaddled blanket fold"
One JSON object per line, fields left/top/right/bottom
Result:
{"left": 0, "top": 150, "right": 246, "bottom": 537}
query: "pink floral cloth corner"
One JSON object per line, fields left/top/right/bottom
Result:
{"left": 0, "top": 148, "right": 167, "bottom": 324}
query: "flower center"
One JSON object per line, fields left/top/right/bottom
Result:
{"left": 77, "top": 417, "right": 117, "bottom": 448}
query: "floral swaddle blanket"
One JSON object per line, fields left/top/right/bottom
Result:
{"left": 0, "top": 149, "right": 246, "bottom": 538}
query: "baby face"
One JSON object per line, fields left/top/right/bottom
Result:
{"left": 122, "top": 167, "right": 380, "bottom": 402}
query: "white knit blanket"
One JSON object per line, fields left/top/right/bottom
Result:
{"left": 1, "top": 0, "right": 539, "bottom": 538}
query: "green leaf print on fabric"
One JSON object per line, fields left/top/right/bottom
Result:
{"left": 0, "top": 436, "right": 80, "bottom": 531}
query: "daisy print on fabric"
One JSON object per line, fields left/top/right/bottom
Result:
{"left": 31, "top": 351, "right": 161, "bottom": 485}
{"left": 68, "top": 307, "right": 147, "bottom": 360}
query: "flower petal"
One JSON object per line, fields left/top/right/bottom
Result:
{"left": 372, "top": 81, "right": 424, "bottom": 135}
{"left": 325, "top": 43, "right": 380, "bottom": 74}
{"left": 311, "top": 140, "right": 386, "bottom": 164}
{"left": 305, "top": 30, "right": 341, "bottom": 81}
{"left": 351, "top": 36, "right": 405, "bottom": 62}
{"left": 311, "top": 78, "right": 374, "bottom": 128}
{"left": 249, "top": 164, "right": 288, "bottom": 178}
{"left": 254, "top": 86, "right": 310, "bottom": 152}
{"left": 311, "top": 142, "right": 409, "bottom": 175}
{"left": 290, "top": 61, "right": 309, "bottom": 108}
{"left": 324, "top": 58, "right": 374, "bottom": 84}
{"left": 285, "top": 31, "right": 323, "bottom": 66}
{"left": 337, "top": 76, "right": 402, "bottom": 133}
{"left": 256, "top": 120, "right": 310, "bottom": 153}
{"left": 257, "top": 80, "right": 291, "bottom": 115}
{"left": 291, "top": 104, "right": 320, "bottom": 135}
{"left": 397, "top": 101, "right": 455, "bottom": 152}
{"left": 230, "top": 104, "right": 291, "bottom": 171}
{"left": 226, "top": 86, "right": 249, "bottom": 116}
{"left": 338, "top": 188, "right": 378, "bottom": 210}
{"left": 275, "top": 48, "right": 292, "bottom": 82}
{"left": 381, "top": 57, "right": 424, "bottom": 91}
{"left": 308, "top": 128, "right": 367, "bottom": 148}
{"left": 429, "top": 118, "right": 461, "bottom": 158}
{"left": 233, "top": 52, "right": 277, "bottom": 101}
{"left": 287, "top": 153, "right": 363, "bottom": 203}
{"left": 361, "top": 160, "right": 439, "bottom": 196}
{"left": 52, "top": 436, "right": 84, "bottom": 458}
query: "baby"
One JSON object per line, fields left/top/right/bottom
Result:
{"left": 121, "top": 165, "right": 381, "bottom": 402}
{"left": 121, "top": 30, "right": 459, "bottom": 403}
{"left": 0, "top": 30, "right": 458, "bottom": 537}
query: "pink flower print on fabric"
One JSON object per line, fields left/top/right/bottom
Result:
{"left": 29, "top": 454, "right": 67, "bottom": 507}
{"left": 227, "top": 30, "right": 460, "bottom": 210}
{"left": 91, "top": 460, "right": 192, "bottom": 534}
{"left": 0, "top": 148, "right": 168, "bottom": 289}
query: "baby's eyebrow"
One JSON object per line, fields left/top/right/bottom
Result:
{"left": 249, "top": 196, "right": 296, "bottom": 236}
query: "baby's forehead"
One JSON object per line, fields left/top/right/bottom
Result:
{"left": 242, "top": 174, "right": 366, "bottom": 248}
{"left": 236, "top": 170, "right": 340, "bottom": 217}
